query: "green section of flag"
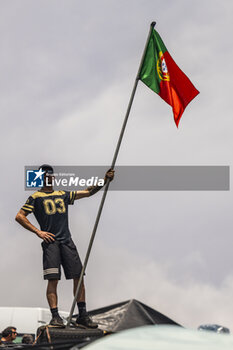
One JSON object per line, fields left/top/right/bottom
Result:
{"left": 139, "top": 29, "right": 167, "bottom": 93}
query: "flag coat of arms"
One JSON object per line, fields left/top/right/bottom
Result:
{"left": 139, "top": 28, "right": 199, "bottom": 127}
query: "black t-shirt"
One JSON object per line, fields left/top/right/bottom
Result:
{"left": 22, "top": 190, "right": 76, "bottom": 242}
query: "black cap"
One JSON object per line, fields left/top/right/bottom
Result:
{"left": 39, "top": 164, "right": 54, "bottom": 174}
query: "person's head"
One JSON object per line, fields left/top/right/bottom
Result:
{"left": 1, "top": 326, "right": 17, "bottom": 341}
{"left": 22, "top": 334, "right": 34, "bottom": 344}
{"left": 39, "top": 164, "right": 54, "bottom": 187}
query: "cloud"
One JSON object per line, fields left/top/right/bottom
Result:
{"left": 82, "top": 242, "right": 233, "bottom": 331}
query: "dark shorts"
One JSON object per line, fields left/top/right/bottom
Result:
{"left": 41, "top": 239, "right": 83, "bottom": 280}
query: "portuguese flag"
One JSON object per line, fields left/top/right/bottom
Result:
{"left": 139, "top": 28, "right": 199, "bottom": 127}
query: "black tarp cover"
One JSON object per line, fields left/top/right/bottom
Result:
{"left": 88, "top": 299, "right": 180, "bottom": 332}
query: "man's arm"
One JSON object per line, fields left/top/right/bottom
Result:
{"left": 74, "top": 169, "right": 115, "bottom": 200}
{"left": 15, "top": 209, "right": 55, "bottom": 243}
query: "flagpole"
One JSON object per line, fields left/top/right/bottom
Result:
{"left": 66, "top": 22, "right": 156, "bottom": 328}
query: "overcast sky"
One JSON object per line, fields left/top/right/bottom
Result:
{"left": 0, "top": 0, "right": 233, "bottom": 331}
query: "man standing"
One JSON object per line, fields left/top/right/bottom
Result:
{"left": 1, "top": 327, "right": 17, "bottom": 344}
{"left": 15, "top": 165, "right": 114, "bottom": 328}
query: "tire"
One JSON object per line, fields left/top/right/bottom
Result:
{"left": 37, "top": 325, "right": 103, "bottom": 344}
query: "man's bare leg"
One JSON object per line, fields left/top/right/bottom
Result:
{"left": 47, "top": 279, "right": 59, "bottom": 308}
{"left": 74, "top": 278, "right": 98, "bottom": 328}
{"left": 47, "top": 279, "right": 64, "bottom": 326}
{"left": 73, "top": 278, "right": 85, "bottom": 303}
{"left": 73, "top": 278, "right": 86, "bottom": 317}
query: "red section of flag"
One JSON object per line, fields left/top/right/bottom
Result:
{"left": 159, "top": 51, "right": 199, "bottom": 127}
